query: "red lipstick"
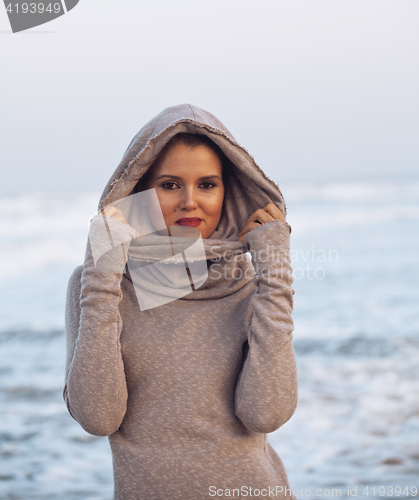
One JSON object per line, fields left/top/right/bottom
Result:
{"left": 175, "top": 217, "right": 202, "bottom": 227}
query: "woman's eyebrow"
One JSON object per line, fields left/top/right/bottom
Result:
{"left": 155, "top": 175, "right": 222, "bottom": 181}
{"left": 155, "top": 175, "right": 182, "bottom": 180}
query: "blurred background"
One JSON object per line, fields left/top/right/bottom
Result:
{"left": 0, "top": 1, "right": 418, "bottom": 499}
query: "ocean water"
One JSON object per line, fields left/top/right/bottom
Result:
{"left": 0, "top": 176, "right": 418, "bottom": 499}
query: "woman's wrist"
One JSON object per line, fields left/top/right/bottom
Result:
{"left": 243, "top": 219, "right": 291, "bottom": 274}
{"left": 88, "top": 214, "right": 137, "bottom": 274}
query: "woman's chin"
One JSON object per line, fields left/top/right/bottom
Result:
{"left": 155, "top": 226, "right": 204, "bottom": 239}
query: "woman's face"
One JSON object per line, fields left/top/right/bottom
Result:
{"left": 146, "top": 143, "right": 225, "bottom": 240}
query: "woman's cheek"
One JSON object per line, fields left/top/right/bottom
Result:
{"left": 155, "top": 196, "right": 173, "bottom": 223}
{"left": 207, "top": 194, "right": 224, "bottom": 213}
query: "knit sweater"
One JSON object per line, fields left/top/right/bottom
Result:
{"left": 63, "top": 104, "right": 298, "bottom": 500}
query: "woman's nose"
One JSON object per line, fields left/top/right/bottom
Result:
{"left": 180, "top": 188, "right": 198, "bottom": 211}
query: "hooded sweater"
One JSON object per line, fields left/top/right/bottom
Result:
{"left": 63, "top": 104, "right": 298, "bottom": 500}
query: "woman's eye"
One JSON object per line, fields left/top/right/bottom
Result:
{"left": 161, "top": 182, "right": 180, "bottom": 190}
{"left": 199, "top": 182, "right": 216, "bottom": 190}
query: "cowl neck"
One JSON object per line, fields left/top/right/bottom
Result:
{"left": 122, "top": 231, "right": 254, "bottom": 308}
{"left": 127, "top": 232, "right": 246, "bottom": 264}
{"left": 125, "top": 252, "right": 254, "bottom": 306}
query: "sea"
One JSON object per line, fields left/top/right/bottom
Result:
{"left": 1, "top": 175, "right": 418, "bottom": 500}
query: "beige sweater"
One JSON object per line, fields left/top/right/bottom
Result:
{"left": 63, "top": 104, "right": 298, "bottom": 499}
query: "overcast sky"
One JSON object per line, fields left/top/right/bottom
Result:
{"left": 1, "top": 0, "right": 418, "bottom": 194}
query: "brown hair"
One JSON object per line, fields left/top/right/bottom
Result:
{"left": 133, "top": 133, "right": 231, "bottom": 193}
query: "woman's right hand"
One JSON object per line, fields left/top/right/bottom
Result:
{"left": 102, "top": 206, "right": 141, "bottom": 238}
{"left": 88, "top": 206, "right": 140, "bottom": 273}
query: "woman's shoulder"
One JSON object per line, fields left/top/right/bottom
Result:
{"left": 67, "top": 265, "right": 83, "bottom": 297}
{"left": 68, "top": 265, "right": 83, "bottom": 284}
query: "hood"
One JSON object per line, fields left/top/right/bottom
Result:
{"left": 91, "top": 104, "right": 288, "bottom": 308}
{"left": 98, "top": 104, "right": 287, "bottom": 243}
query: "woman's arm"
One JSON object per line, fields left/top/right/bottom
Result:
{"left": 63, "top": 216, "right": 131, "bottom": 437}
{"left": 234, "top": 218, "right": 298, "bottom": 434}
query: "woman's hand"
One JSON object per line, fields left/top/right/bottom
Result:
{"left": 102, "top": 206, "right": 141, "bottom": 238}
{"left": 238, "top": 203, "right": 285, "bottom": 242}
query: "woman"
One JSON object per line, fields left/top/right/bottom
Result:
{"left": 64, "top": 104, "right": 298, "bottom": 500}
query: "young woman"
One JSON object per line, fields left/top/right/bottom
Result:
{"left": 64, "top": 104, "right": 298, "bottom": 500}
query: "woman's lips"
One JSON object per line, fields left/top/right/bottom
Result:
{"left": 175, "top": 217, "right": 203, "bottom": 227}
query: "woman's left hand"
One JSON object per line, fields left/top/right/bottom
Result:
{"left": 238, "top": 203, "right": 285, "bottom": 242}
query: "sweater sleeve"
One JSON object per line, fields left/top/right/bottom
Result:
{"left": 234, "top": 219, "right": 298, "bottom": 434}
{"left": 63, "top": 235, "right": 129, "bottom": 437}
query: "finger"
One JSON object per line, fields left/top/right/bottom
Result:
{"left": 239, "top": 221, "right": 263, "bottom": 239}
{"left": 239, "top": 219, "right": 260, "bottom": 236}
{"left": 112, "top": 214, "right": 128, "bottom": 225}
{"left": 102, "top": 206, "right": 121, "bottom": 217}
{"left": 102, "top": 206, "right": 140, "bottom": 238}
{"left": 238, "top": 224, "right": 260, "bottom": 242}
{"left": 263, "top": 203, "right": 285, "bottom": 221}
{"left": 248, "top": 208, "right": 275, "bottom": 225}
{"left": 102, "top": 206, "right": 128, "bottom": 225}
{"left": 239, "top": 210, "right": 273, "bottom": 239}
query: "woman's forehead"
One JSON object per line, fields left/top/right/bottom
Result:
{"left": 149, "top": 143, "right": 223, "bottom": 180}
